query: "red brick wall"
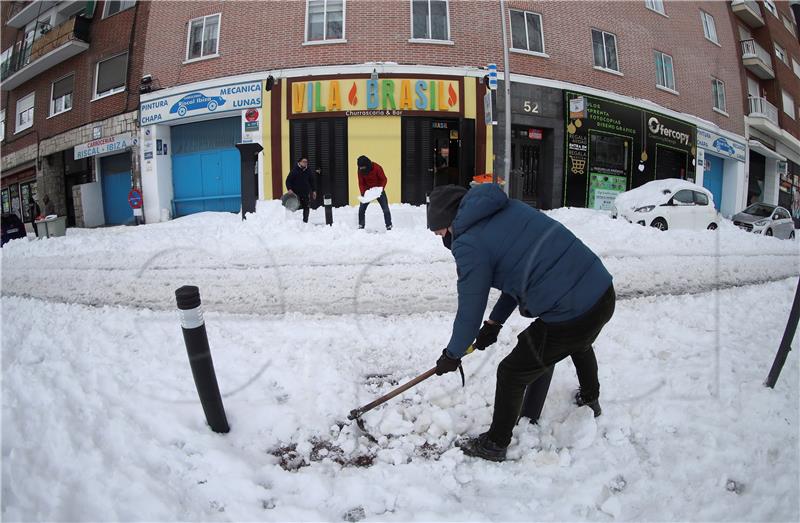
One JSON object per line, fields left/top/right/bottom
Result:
{"left": 142, "top": 0, "right": 749, "bottom": 137}
{"left": 1, "top": 0, "right": 150, "bottom": 154}
{"left": 753, "top": 0, "right": 800, "bottom": 137}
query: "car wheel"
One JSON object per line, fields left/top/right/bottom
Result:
{"left": 707, "top": 222, "right": 718, "bottom": 230}
{"left": 651, "top": 218, "right": 668, "bottom": 231}
{"left": 766, "top": 228, "right": 773, "bottom": 237}
{"left": 208, "top": 100, "right": 218, "bottom": 111}
{"left": 177, "top": 106, "right": 187, "bottom": 116}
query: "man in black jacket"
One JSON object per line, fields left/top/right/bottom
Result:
{"left": 286, "top": 156, "right": 316, "bottom": 223}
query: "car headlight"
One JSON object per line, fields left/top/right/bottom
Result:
{"left": 754, "top": 219, "right": 769, "bottom": 226}
{"left": 634, "top": 205, "right": 655, "bottom": 213}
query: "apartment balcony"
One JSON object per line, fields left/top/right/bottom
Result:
{"left": 1, "top": 16, "right": 89, "bottom": 91}
{"left": 740, "top": 39, "right": 775, "bottom": 79}
{"left": 731, "top": 0, "right": 765, "bottom": 28}
{"left": 5, "top": 1, "right": 84, "bottom": 28}
{"left": 747, "top": 96, "right": 782, "bottom": 139}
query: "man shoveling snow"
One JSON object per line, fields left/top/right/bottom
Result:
{"left": 427, "top": 183, "right": 615, "bottom": 462}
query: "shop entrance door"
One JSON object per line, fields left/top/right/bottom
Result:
{"left": 64, "top": 154, "right": 93, "bottom": 227}
{"left": 402, "top": 117, "right": 463, "bottom": 205}
{"left": 290, "top": 118, "right": 348, "bottom": 207}
{"left": 100, "top": 152, "right": 134, "bottom": 225}
{"left": 702, "top": 154, "right": 723, "bottom": 210}
{"left": 511, "top": 127, "right": 542, "bottom": 205}
{"left": 655, "top": 145, "right": 688, "bottom": 180}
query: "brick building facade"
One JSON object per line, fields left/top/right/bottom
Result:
{"left": 1, "top": 0, "right": 149, "bottom": 229}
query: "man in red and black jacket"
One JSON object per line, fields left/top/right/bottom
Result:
{"left": 357, "top": 155, "right": 393, "bottom": 230}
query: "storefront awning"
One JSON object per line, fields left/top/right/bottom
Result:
{"left": 749, "top": 140, "right": 787, "bottom": 161}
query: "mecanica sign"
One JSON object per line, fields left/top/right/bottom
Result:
{"left": 139, "top": 80, "right": 263, "bottom": 125}
{"left": 288, "top": 77, "right": 462, "bottom": 118}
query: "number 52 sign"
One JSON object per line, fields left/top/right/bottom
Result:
{"left": 522, "top": 100, "right": 540, "bottom": 114}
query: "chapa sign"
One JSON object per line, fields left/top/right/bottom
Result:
{"left": 696, "top": 128, "right": 745, "bottom": 163}
{"left": 289, "top": 78, "right": 461, "bottom": 117}
{"left": 140, "top": 80, "right": 262, "bottom": 125}
{"left": 74, "top": 133, "right": 137, "bottom": 160}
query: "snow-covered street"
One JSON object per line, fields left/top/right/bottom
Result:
{"left": 2, "top": 202, "right": 799, "bottom": 521}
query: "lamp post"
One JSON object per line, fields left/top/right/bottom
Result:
{"left": 499, "top": 0, "right": 512, "bottom": 193}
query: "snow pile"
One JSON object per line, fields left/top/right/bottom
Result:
{"left": 1, "top": 199, "right": 799, "bottom": 520}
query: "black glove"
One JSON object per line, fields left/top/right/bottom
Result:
{"left": 435, "top": 349, "right": 462, "bottom": 375}
{"left": 474, "top": 321, "right": 502, "bottom": 350}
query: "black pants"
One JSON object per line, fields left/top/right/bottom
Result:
{"left": 29, "top": 221, "right": 38, "bottom": 237}
{"left": 298, "top": 195, "right": 310, "bottom": 223}
{"left": 358, "top": 192, "right": 392, "bottom": 228}
{"left": 487, "top": 285, "right": 616, "bottom": 447}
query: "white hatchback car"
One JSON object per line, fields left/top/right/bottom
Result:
{"left": 611, "top": 179, "right": 720, "bottom": 231}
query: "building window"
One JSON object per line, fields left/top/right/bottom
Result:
{"left": 591, "top": 29, "right": 619, "bottom": 71}
{"left": 782, "top": 90, "right": 795, "bottom": 119}
{"left": 411, "top": 0, "right": 449, "bottom": 41}
{"left": 712, "top": 78, "right": 726, "bottom": 112}
{"left": 103, "top": 0, "right": 136, "bottom": 18}
{"left": 645, "top": 0, "right": 665, "bottom": 15}
{"left": 793, "top": 58, "right": 800, "bottom": 78}
{"left": 0, "top": 47, "right": 12, "bottom": 78}
{"left": 186, "top": 14, "right": 220, "bottom": 61}
{"left": 94, "top": 52, "right": 127, "bottom": 98}
{"left": 15, "top": 92, "right": 34, "bottom": 133}
{"left": 654, "top": 50, "right": 675, "bottom": 91}
{"left": 782, "top": 15, "right": 797, "bottom": 36}
{"left": 50, "top": 74, "right": 74, "bottom": 116}
{"left": 775, "top": 43, "right": 788, "bottom": 65}
{"left": 509, "top": 9, "right": 544, "bottom": 54}
{"left": 306, "top": 0, "right": 344, "bottom": 42}
{"left": 700, "top": 11, "right": 718, "bottom": 44}
{"left": 763, "top": 0, "right": 778, "bottom": 17}
{"left": 0, "top": 109, "right": 5, "bottom": 141}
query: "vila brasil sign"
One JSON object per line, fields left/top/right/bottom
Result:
{"left": 74, "top": 133, "right": 138, "bottom": 160}
{"left": 289, "top": 78, "right": 461, "bottom": 117}
{"left": 139, "top": 81, "right": 263, "bottom": 125}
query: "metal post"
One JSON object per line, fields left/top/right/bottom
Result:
{"left": 765, "top": 277, "right": 800, "bottom": 388}
{"left": 499, "top": 0, "right": 512, "bottom": 193}
{"left": 175, "top": 285, "right": 230, "bottom": 433}
{"left": 324, "top": 194, "right": 333, "bottom": 225}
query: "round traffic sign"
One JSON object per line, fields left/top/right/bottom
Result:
{"left": 128, "top": 189, "right": 143, "bottom": 209}
{"left": 245, "top": 108, "right": 259, "bottom": 122}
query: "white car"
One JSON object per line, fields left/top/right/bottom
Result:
{"left": 611, "top": 179, "right": 720, "bottom": 231}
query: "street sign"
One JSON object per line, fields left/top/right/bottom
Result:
{"left": 484, "top": 91, "right": 493, "bottom": 125}
{"left": 488, "top": 63, "right": 498, "bottom": 91}
{"left": 128, "top": 189, "right": 143, "bottom": 209}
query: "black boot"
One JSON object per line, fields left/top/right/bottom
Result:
{"left": 574, "top": 389, "right": 602, "bottom": 417}
{"left": 459, "top": 432, "right": 507, "bottom": 462}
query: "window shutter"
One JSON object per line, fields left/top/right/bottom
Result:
{"left": 53, "top": 75, "right": 74, "bottom": 99}
{"left": 97, "top": 53, "right": 127, "bottom": 94}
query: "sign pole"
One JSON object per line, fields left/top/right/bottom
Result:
{"left": 499, "top": 0, "right": 512, "bottom": 193}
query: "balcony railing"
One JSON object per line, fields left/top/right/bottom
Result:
{"left": 748, "top": 96, "right": 780, "bottom": 127}
{"left": 740, "top": 39, "right": 771, "bottom": 63}
{"left": 1, "top": 16, "right": 89, "bottom": 83}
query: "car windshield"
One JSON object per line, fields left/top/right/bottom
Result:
{"left": 743, "top": 204, "right": 774, "bottom": 217}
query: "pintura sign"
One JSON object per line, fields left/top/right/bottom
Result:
{"left": 288, "top": 77, "right": 462, "bottom": 118}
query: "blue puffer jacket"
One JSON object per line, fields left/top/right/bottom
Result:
{"left": 445, "top": 184, "right": 612, "bottom": 358}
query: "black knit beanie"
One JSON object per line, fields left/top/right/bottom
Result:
{"left": 427, "top": 185, "right": 468, "bottom": 230}
{"left": 357, "top": 155, "right": 371, "bottom": 172}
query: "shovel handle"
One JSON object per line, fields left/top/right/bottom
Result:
{"left": 348, "top": 367, "right": 437, "bottom": 420}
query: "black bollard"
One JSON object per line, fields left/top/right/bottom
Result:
{"left": 175, "top": 285, "right": 230, "bottom": 433}
{"left": 765, "top": 277, "right": 800, "bottom": 388}
{"left": 324, "top": 194, "right": 333, "bottom": 226}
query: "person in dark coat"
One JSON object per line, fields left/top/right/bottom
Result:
{"left": 42, "top": 195, "right": 55, "bottom": 216}
{"left": 27, "top": 196, "right": 40, "bottom": 237}
{"left": 357, "top": 155, "right": 392, "bottom": 230}
{"left": 286, "top": 156, "right": 316, "bottom": 223}
{"left": 428, "top": 183, "right": 615, "bottom": 462}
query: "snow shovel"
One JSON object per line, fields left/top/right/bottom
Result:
{"left": 347, "top": 345, "right": 476, "bottom": 432}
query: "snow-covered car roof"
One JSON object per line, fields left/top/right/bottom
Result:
{"left": 614, "top": 178, "right": 712, "bottom": 210}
